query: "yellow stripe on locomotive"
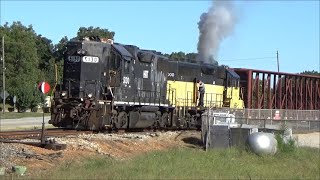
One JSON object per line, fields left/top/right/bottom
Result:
{"left": 225, "top": 87, "right": 244, "bottom": 109}
{"left": 166, "top": 77, "right": 244, "bottom": 109}
{"left": 166, "top": 80, "right": 227, "bottom": 108}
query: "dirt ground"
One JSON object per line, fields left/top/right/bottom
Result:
{"left": 1, "top": 131, "right": 319, "bottom": 176}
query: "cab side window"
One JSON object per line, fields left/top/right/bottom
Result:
{"left": 124, "top": 60, "right": 130, "bottom": 74}
{"left": 109, "top": 52, "right": 121, "bottom": 70}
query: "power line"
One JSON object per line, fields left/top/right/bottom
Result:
{"left": 220, "top": 56, "right": 276, "bottom": 62}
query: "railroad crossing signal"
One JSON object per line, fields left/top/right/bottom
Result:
{"left": 38, "top": 81, "right": 50, "bottom": 94}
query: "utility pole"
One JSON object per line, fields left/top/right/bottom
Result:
{"left": 276, "top": 50, "right": 279, "bottom": 72}
{"left": 2, "top": 36, "right": 5, "bottom": 114}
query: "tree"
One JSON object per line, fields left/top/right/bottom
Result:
{"left": 36, "top": 34, "right": 59, "bottom": 87}
{"left": 53, "top": 36, "right": 68, "bottom": 62}
{"left": 186, "top": 53, "right": 197, "bottom": 63}
{"left": 0, "top": 21, "right": 42, "bottom": 111}
{"left": 169, "top": 51, "right": 187, "bottom": 61}
{"left": 36, "top": 35, "right": 54, "bottom": 70}
{"left": 77, "top": 26, "right": 115, "bottom": 40}
{"left": 167, "top": 52, "right": 215, "bottom": 64}
{"left": 53, "top": 36, "right": 68, "bottom": 84}
{"left": 300, "top": 70, "right": 320, "bottom": 76}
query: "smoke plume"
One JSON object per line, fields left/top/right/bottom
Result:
{"left": 197, "top": 0, "right": 237, "bottom": 64}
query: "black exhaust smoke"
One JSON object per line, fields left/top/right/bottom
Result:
{"left": 197, "top": 0, "right": 237, "bottom": 65}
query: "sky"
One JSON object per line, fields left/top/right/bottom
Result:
{"left": 1, "top": 0, "right": 319, "bottom": 74}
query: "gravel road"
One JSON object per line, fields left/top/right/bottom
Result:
{"left": 293, "top": 132, "right": 320, "bottom": 148}
{"left": 0, "top": 116, "right": 51, "bottom": 130}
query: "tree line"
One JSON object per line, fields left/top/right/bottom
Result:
{"left": 0, "top": 21, "right": 319, "bottom": 112}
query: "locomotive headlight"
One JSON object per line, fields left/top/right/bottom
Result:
{"left": 77, "top": 49, "right": 87, "bottom": 55}
{"left": 88, "top": 93, "right": 93, "bottom": 98}
{"left": 61, "top": 91, "right": 67, "bottom": 97}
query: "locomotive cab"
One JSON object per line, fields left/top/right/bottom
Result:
{"left": 223, "top": 69, "right": 244, "bottom": 109}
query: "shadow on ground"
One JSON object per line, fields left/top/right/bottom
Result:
{"left": 181, "top": 137, "right": 203, "bottom": 148}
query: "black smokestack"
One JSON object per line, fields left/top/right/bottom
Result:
{"left": 197, "top": 0, "right": 237, "bottom": 64}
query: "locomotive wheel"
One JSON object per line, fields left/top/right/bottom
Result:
{"left": 186, "top": 113, "right": 196, "bottom": 129}
{"left": 114, "top": 112, "right": 128, "bottom": 129}
{"left": 176, "top": 118, "right": 187, "bottom": 129}
{"left": 159, "top": 112, "right": 169, "bottom": 128}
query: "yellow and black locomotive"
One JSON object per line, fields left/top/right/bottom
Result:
{"left": 49, "top": 38, "right": 244, "bottom": 130}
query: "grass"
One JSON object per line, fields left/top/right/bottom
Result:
{"left": 27, "top": 147, "right": 319, "bottom": 179}
{"left": 0, "top": 112, "right": 50, "bottom": 119}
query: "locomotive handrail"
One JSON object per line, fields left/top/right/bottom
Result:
{"left": 177, "top": 91, "right": 223, "bottom": 108}
{"left": 166, "top": 87, "right": 176, "bottom": 106}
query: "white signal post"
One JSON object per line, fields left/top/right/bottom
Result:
{"left": 38, "top": 81, "right": 50, "bottom": 145}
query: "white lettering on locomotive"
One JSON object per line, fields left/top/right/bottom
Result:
{"left": 68, "top": 56, "right": 81, "bottom": 63}
{"left": 83, "top": 56, "right": 99, "bottom": 63}
{"left": 123, "top": 76, "right": 130, "bottom": 84}
{"left": 168, "top": 72, "right": 175, "bottom": 77}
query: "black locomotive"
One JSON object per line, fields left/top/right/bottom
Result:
{"left": 49, "top": 38, "right": 243, "bottom": 130}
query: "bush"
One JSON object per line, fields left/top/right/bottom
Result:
{"left": 8, "top": 107, "right": 14, "bottom": 112}
{"left": 12, "top": 82, "right": 43, "bottom": 112}
{"left": 17, "top": 106, "right": 27, "bottom": 113}
{"left": 275, "top": 132, "right": 297, "bottom": 154}
{"left": 31, "top": 106, "right": 38, "bottom": 112}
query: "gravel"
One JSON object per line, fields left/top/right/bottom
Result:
{"left": 45, "top": 131, "right": 179, "bottom": 156}
{"left": 0, "top": 143, "right": 38, "bottom": 170}
{"left": 49, "top": 137, "right": 105, "bottom": 154}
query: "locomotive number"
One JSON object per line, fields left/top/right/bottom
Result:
{"left": 123, "top": 76, "right": 130, "bottom": 84}
{"left": 83, "top": 56, "right": 99, "bottom": 63}
{"left": 168, "top": 72, "right": 175, "bottom": 77}
{"left": 68, "top": 56, "right": 81, "bottom": 63}
{"left": 143, "top": 70, "right": 149, "bottom": 79}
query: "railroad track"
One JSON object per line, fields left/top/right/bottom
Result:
{"left": 0, "top": 127, "right": 199, "bottom": 140}
{"left": 0, "top": 128, "right": 93, "bottom": 139}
